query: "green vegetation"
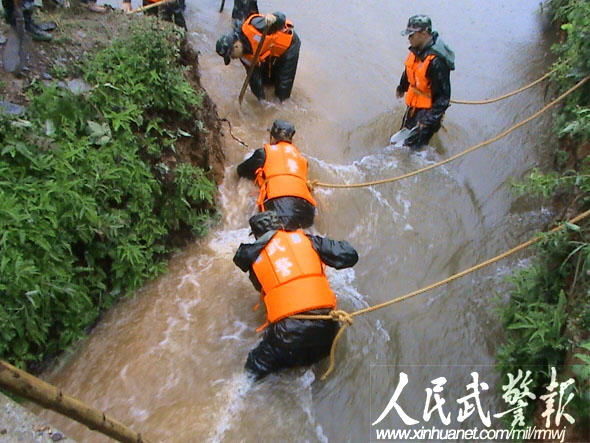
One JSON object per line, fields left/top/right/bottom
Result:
{"left": 0, "top": 19, "right": 216, "bottom": 368}
{"left": 497, "top": 228, "right": 590, "bottom": 422}
{"left": 496, "top": 0, "right": 590, "bottom": 430}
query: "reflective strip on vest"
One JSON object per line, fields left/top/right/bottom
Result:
{"left": 404, "top": 53, "right": 435, "bottom": 109}
{"left": 252, "top": 230, "right": 336, "bottom": 323}
{"left": 241, "top": 14, "right": 294, "bottom": 65}
{"left": 254, "top": 141, "right": 316, "bottom": 209}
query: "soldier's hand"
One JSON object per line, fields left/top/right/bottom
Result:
{"left": 264, "top": 13, "right": 277, "bottom": 27}
{"left": 395, "top": 86, "right": 404, "bottom": 99}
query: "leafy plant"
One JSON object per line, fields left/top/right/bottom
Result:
{"left": 496, "top": 229, "right": 580, "bottom": 426}
{"left": 49, "top": 63, "right": 69, "bottom": 80}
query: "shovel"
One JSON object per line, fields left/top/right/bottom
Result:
{"left": 389, "top": 126, "right": 417, "bottom": 148}
{"left": 3, "top": 0, "right": 27, "bottom": 74}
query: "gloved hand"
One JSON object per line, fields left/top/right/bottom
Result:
{"left": 395, "top": 85, "right": 405, "bottom": 99}
{"left": 264, "top": 13, "right": 277, "bottom": 27}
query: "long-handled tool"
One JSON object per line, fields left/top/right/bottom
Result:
{"left": 389, "top": 106, "right": 417, "bottom": 147}
{"left": 219, "top": 0, "right": 225, "bottom": 13}
{"left": 238, "top": 24, "right": 268, "bottom": 105}
{"left": 128, "top": 0, "right": 175, "bottom": 14}
{"left": 3, "top": 0, "right": 27, "bottom": 74}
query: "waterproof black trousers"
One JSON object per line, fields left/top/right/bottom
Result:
{"left": 402, "top": 107, "right": 443, "bottom": 150}
{"left": 263, "top": 197, "right": 315, "bottom": 230}
{"left": 2, "top": 0, "right": 34, "bottom": 27}
{"left": 245, "top": 309, "right": 338, "bottom": 380}
{"left": 246, "top": 32, "right": 300, "bottom": 102}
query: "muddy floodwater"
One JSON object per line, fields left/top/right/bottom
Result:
{"left": 41, "top": 0, "right": 556, "bottom": 441}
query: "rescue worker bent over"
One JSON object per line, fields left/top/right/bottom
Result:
{"left": 233, "top": 211, "right": 359, "bottom": 380}
{"left": 396, "top": 15, "right": 455, "bottom": 150}
{"left": 237, "top": 120, "right": 316, "bottom": 230}
{"left": 215, "top": 12, "right": 300, "bottom": 101}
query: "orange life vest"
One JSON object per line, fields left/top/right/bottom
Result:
{"left": 404, "top": 53, "right": 436, "bottom": 109}
{"left": 252, "top": 230, "right": 336, "bottom": 324}
{"left": 254, "top": 141, "right": 317, "bottom": 210}
{"left": 240, "top": 14, "right": 294, "bottom": 66}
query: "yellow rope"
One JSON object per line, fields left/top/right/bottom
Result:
{"left": 291, "top": 209, "right": 590, "bottom": 380}
{"left": 450, "top": 69, "right": 555, "bottom": 105}
{"left": 310, "top": 76, "right": 590, "bottom": 191}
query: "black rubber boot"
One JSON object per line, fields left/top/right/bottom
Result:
{"left": 37, "top": 21, "right": 57, "bottom": 32}
{"left": 3, "top": 0, "right": 16, "bottom": 25}
{"left": 24, "top": 11, "right": 53, "bottom": 41}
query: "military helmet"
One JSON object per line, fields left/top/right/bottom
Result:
{"left": 401, "top": 14, "right": 432, "bottom": 36}
{"left": 249, "top": 211, "right": 282, "bottom": 238}
{"left": 269, "top": 119, "right": 296, "bottom": 142}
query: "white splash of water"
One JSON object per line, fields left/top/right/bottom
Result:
{"left": 217, "top": 170, "right": 257, "bottom": 229}
{"left": 156, "top": 316, "right": 180, "bottom": 348}
{"left": 177, "top": 273, "right": 201, "bottom": 291}
{"left": 209, "top": 372, "right": 254, "bottom": 442}
{"left": 366, "top": 187, "right": 403, "bottom": 222}
{"left": 293, "top": 370, "right": 330, "bottom": 443}
{"left": 129, "top": 406, "right": 150, "bottom": 422}
{"left": 309, "top": 155, "right": 362, "bottom": 177}
{"left": 207, "top": 228, "right": 250, "bottom": 257}
{"left": 325, "top": 268, "right": 390, "bottom": 343}
{"left": 220, "top": 320, "right": 250, "bottom": 342}
{"left": 395, "top": 192, "right": 412, "bottom": 217}
{"left": 326, "top": 267, "right": 365, "bottom": 310}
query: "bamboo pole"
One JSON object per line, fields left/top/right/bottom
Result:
{"left": 0, "top": 360, "right": 147, "bottom": 443}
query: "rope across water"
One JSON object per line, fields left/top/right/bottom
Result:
{"left": 309, "top": 76, "right": 590, "bottom": 190}
{"left": 449, "top": 69, "right": 556, "bottom": 105}
{"left": 292, "top": 209, "right": 590, "bottom": 380}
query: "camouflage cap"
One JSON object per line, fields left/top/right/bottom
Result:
{"left": 249, "top": 211, "right": 282, "bottom": 238}
{"left": 216, "top": 33, "right": 237, "bottom": 65}
{"left": 269, "top": 119, "right": 296, "bottom": 142}
{"left": 401, "top": 14, "right": 432, "bottom": 36}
